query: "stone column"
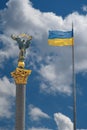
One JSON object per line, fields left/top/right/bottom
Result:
{"left": 11, "top": 67, "right": 31, "bottom": 130}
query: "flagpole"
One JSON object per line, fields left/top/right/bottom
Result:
{"left": 48, "top": 26, "right": 77, "bottom": 130}
{"left": 72, "top": 31, "right": 76, "bottom": 130}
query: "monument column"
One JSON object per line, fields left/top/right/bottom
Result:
{"left": 11, "top": 34, "right": 32, "bottom": 130}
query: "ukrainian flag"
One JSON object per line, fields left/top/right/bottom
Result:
{"left": 48, "top": 30, "right": 73, "bottom": 46}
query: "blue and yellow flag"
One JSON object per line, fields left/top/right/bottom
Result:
{"left": 48, "top": 30, "right": 73, "bottom": 46}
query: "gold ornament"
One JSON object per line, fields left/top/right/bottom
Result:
{"left": 11, "top": 68, "right": 31, "bottom": 84}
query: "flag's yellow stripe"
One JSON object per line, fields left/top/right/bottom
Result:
{"left": 48, "top": 38, "right": 73, "bottom": 46}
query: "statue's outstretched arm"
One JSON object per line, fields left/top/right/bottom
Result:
{"left": 28, "top": 36, "right": 32, "bottom": 40}
{"left": 11, "top": 35, "right": 23, "bottom": 49}
{"left": 11, "top": 35, "right": 21, "bottom": 43}
{"left": 11, "top": 34, "right": 17, "bottom": 40}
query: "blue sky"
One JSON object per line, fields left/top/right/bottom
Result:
{"left": 31, "top": 0, "right": 87, "bottom": 16}
{"left": 0, "top": 0, "right": 87, "bottom": 130}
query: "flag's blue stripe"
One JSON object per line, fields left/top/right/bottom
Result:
{"left": 48, "top": 30, "right": 73, "bottom": 39}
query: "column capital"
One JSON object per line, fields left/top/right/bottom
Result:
{"left": 11, "top": 68, "right": 31, "bottom": 85}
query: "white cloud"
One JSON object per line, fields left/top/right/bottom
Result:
{"left": 54, "top": 113, "right": 73, "bottom": 130}
{"left": 0, "top": 0, "right": 87, "bottom": 95}
{"left": 29, "top": 127, "right": 52, "bottom": 130}
{"left": 29, "top": 105, "right": 50, "bottom": 121}
{"left": 77, "top": 129, "right": 87, "bottom": 130}
{"left": 82, "top": 5, "right": 87, "bottom": 12}
{"left": 0, "top": 97, "right": 12, "bottom": 118}
{"left": 40, "top": 64, "right": 56, "bottom": 81}
{"left": 0, "top": 34, "right": 18, "bottom": 67}
{"left": 39, "top": 64, "right": 72, "bottom": 95}
{"left": 54, "top": 112, "right": 87, "bottom": 130}
{"left": 0, "top": 76, "right": 15, "bottom": 118}
{"left": 0, "top": 76, "right": 15, "bottom": 97}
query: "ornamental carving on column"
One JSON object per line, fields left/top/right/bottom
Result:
{"left": 11, "top": 68, "right": 31, "bottom": 84}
